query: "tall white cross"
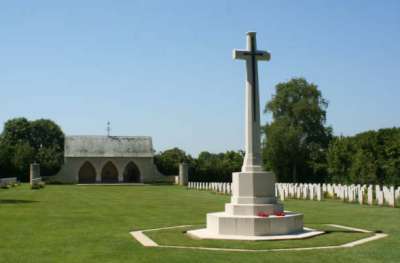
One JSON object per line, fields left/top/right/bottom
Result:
{"left": 233, "top": 32, "right": 270, "bottom": 172}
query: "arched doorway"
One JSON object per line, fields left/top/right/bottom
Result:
{"left": 101, "top": 161, "right": 118, "bottom": 183}
{"left": 78, "top": 162, "right": 96, "bottom": 183}
{"left": 123, "top": 161, "right": 141, "bottom": 183}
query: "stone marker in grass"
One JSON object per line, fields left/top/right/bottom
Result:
{"left": 30, "top": 163, "right": 44, "bottom": 189}
{"left": 178, "top": 163, "right": 188, "bottom": 186}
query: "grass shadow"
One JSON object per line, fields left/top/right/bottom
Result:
{"left": 0, "top": 199, "right": 38, "bottom": 204}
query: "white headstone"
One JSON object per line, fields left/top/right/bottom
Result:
{"left": 296, "top": 185, "right": 301, "bottom": 199}
{"left": 310, "top": 184, "right": 314, "bottom": 201}
{"left": 303, "top": 184, "right": 308, "bottom": 199}
{"left": 317, "top": 184, "right": 322, "bottom": 201}
{"left": 377, "top": 186, "right": 384, "bottom": 206}
{"left": 367, "top": 185, "right": 373, "bottom": 205}
{"left": 358, "top": 186, "right": 363, "bottom": 205}
{"left": 395, "top": 187, "right": 400, "bottom": 205}
{"left": 389, "top": 186, "right": 395, "bottom": 207}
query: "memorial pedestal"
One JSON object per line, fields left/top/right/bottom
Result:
{"left": 188, "top": 171, "right": 305, "bottom": 239}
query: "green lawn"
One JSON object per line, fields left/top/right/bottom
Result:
{"left": 146, "top": 224, "right": 372, "bottom": 250}
{"left": 0, "top": 185, "right": 399, "bottom": 263}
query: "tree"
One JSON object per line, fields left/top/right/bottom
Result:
{"left": 326, "top": 136, "right": 354, "bottom": 183}
{"left": 376, "top": 128, "right": 400, "bottom": 185}
{"left": 192, "top": 151, "right": 243, "bottom": 182}
{"left": 326, "top": 128, "right": 400, "bottom": 185}
{"left": 263, "top": 78, "right": 332, "bottom": 182}
{"left": 0, "top": 118, "right": 65, "bottom": 181}
{"left": 154, "top": 148, "right": 244, "bottom": 182}
{"left": 29, "top": 119, "right": 65, "bottom": 177}
{"left": 11, "top": 143, "right": 35, "bottom": 182}
{"left": 0, "top": 139, "right": 14, "bottom": 178}
{"left": 263, "top": 119, "right": 306, "bottom": 182}
{"left": 1, "top": 118, "right": 31, "bottom": 146}
{"left": 349, "top": 131, "right": 379, "bottom": 184}
{"left": 154, "top": 148, "right": 192, "bottom": 175}
{"left": 221, "top": 150, "right": 244, "bottom": 176}
{"left": 36, "top": 146, "right": 65, "bottom": 177}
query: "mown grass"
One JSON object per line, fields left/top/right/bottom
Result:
{"left": 0, "top": 184, "right": 399, "bottom": 263}
{"left": 146, "top": 224, "right": 372, "bottom": 250}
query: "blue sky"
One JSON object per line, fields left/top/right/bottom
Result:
{"left": 1, "top": 0, "right": 399, "bottom": 155}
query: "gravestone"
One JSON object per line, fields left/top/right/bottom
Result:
{"left": 382, "top": 186, "right": 395, "bottom": 207}
{"left": 188, "top": 32, "right": 304, "bottom": 239}
{"left": 279, "top": 185, "right": 285, "bottom": 201}
{"left": 376, "top": 185, "right": 383, "bottom": 205}
{"left": 303, "top": 184, "right": 308, "bottom": 199}
{"left": 310, "top": 184, "right": 314, "bottom": 201}
{"left": 389, "top": 186, "right": 395, "bottom": 207}
{"left": 296, "top": 185, "right": 301, "bottom": 198}
{"left": 358, "top": 186, "right": 363, "bottom": 205}
{"left": 30, "top": 163, "right": 42, "bottom": 188}
{"left": 377, "top": 186, "right": 384, "bottom": 206}
{"left": 367, "top": 185, "right": 373, "bottom": 205}
{"left": 317, "top": 184, "right": 322, "bottom": 201}
{"left": 348, "top": 186, "right": 354, "bottom": 202}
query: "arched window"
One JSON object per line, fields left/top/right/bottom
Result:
{"left": 101, "top": 161, "right": 118, "bottom": 183}
{"left": 123, "top": 162, "right": 141, "bottom": 183}
{"left": 78, "top": 162, "right": 96, "bottom": 183}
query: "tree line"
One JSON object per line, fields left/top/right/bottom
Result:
{"left": 327, "top": 128, "right": 400, "bottom": 185}
{"left": 155, "top": 78, "right": 399, "bottom": 185}
{"left": 1, "top": 78, "right": 399, "bottom": 185}
{"left": 262, "top": 78, "right": 399, "bottom": 185}
{"left": 154, "top": 148, "right": 243, "bottom": 182}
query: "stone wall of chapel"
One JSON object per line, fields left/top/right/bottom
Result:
{"left": 51, "top": 156, "right": 168, "bottom": 183}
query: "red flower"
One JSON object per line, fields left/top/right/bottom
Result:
{"left": 257, "top": 211, "right": 269, "bottom": 217}
{"left": 274, "top": 211, "right": 285, "bottom": 217}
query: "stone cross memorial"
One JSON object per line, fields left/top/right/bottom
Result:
{"left": 233, "top": 32, "right": 270, "bottom": 173}
{"left": 188, "top": 32, "right": 309, "bottom": 240}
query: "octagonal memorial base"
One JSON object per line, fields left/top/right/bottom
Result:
{"left": 187, "top": 211, "right": 316, "bottom": 241}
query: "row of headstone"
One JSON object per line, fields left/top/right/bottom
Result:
{"left": 187, "top": 182, "right": 232, "bottom": 195}
{"left": 276, "top": 183, "right": 399, "bottom": 208}
{"left": 187, "top": 181, "right": 399, "bottom": 208}
{"left": 275, "top": 183, "right": 323, "bottom": 201}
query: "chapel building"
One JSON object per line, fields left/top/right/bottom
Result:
{"left": 53, "top": 135, "right": 166, "bottom": 184}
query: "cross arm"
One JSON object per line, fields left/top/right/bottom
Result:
{"left": 254, "top": 51, "right": 271, "bottom": 61}
{"left": 233, "top": 49, "right": 249, "bottom": 60}
{"left": 233, "top": 49, "right": 271, "bottom": 61}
